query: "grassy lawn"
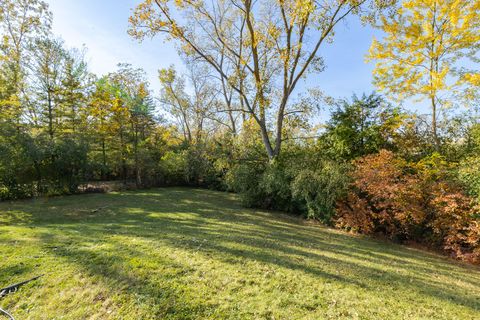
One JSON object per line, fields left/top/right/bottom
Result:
{"left": 0, "top": 188, "right": 479, "bottom": 319}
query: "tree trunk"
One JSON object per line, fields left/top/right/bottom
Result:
{"left": 431, "top": 96, "right": 439, "bottom": 149}
{"left": 119, "top": 127, "right": 127, "bottom": 185}
{"left": 133, "top": 122, "right": 141, "bottom": 187}
{"left": 258, "top": 122, "right": 275, "bottom": 159}
{"left": 101, "top": 138, "right": 107, "bottom": 180}
{"left": 47, "top": 90, "right": 54, "bottom": 140}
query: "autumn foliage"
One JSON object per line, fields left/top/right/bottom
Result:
{"left": 337, "top": 150, "right": 480, "bottom": 263}
{"left": 429, "top": 184, "right": 480, "bottom": 263}
{"left": 336, "top": 150, "right": 424, "bottom": 237}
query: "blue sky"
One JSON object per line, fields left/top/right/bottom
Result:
{"left": 45, "top": 0, "right": 391, "bottom": 111}
{"left": 45, "top": 0, "right": 183, "bottom": 92}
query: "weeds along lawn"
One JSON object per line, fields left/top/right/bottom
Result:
{"left": 0, "top": 188, "right": 479, "bottom": 319}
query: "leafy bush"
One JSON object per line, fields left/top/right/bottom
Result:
{"left": 429, "top": 182, "right": 480, "bottom": 263}
{"left": 226, "top": 149, "right": 350, "bottom": 223}
{"left": 185, "top": 147, "right": 224, "bottom": 189}
{"left": 226, "top": 161, "right": 267, "bottom": 207}
{"left": 159, "top": 150, "right": 188, "bottom": 185}
{"left": 259, "top": 161, "right": 297, "bottom": 211}
{"left": 0, "top": 126, "right": 35, "bottom": 199}
{"left": 458, "top": 156, "right": 480, "bottom": 200}
{"left": 336, "top": 150, "right": 480, "bottom": 262}
{"left": 292, "top": 161, "right": 350, "bottom": 224}
{"left": 336, "top": 150, "right": 425, "bottom": 239}
{"left": 51, "top": 138, "right": 90, "bottom": 193}
{"left": 0, "top": 177, "right": 34, "bottom": 200}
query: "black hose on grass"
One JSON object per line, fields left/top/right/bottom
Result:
{"left": 0, "top": 306, "right": 14, "bottom": 320}
{"left": 0, "top": 275, "right": 43, "bottom": 320}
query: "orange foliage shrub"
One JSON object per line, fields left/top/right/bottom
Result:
{"left": 336, "top": 150, "right": 480, "bottom": 263}
{"left": 336, "top": 150, "right": 424, "bottom": 239}
{"left": 430, "top": 183, "right": 480, "bottom": 263}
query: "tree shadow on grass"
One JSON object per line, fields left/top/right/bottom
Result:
{"left": 0, "top": 263, "right": 33, "bottom": 284}
{"left": 2, "top": 188, "right": 480, "bottom": 316}
{"left": 46, "top": 239, "right": 216, "bottom": 319}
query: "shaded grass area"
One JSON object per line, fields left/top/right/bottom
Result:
{"left": 0, "top": 188, "right": 479, "bottom": 319}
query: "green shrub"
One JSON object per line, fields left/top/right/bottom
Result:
{"left": 0, "top": 178, "right": 33, "bottom": 200}
{"left": 259, "top": 161, "right": 296, "bottom": 211}
{"left": 458, "top": 156, "right": 480, "bottom": 200}
{"left": 226, "top": 153, "right": 349, "bottom": 223}
{"left": 226, "top": 162, "right": 267, "bottom": 207}
{"left": 160, "top": 150, "right": 188, "bottom": 185}
{"left": 292, "top": 161, "right": 350, "bottom": 224}
{"left": 51, "top": 138, "right": 90, "bottom": 193}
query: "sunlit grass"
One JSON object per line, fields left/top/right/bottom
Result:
{"left": 0, "top": 188, "right": 479, "bottom": 319}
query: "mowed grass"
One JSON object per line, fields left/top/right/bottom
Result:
{"left": 0, "top": 188, "right": 479, "bottom": 319}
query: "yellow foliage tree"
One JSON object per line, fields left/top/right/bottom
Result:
{"left": 367, "top": 0, "right": 480, "bottom": 146}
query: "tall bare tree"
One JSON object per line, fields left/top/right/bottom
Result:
{"left": 159, "top": 64, "right": 221, "bottom": 143}
{"left": 0, "top": 0, "right": 51, "bottom": 123}
{"left": 129, "top": 0, "right": 392, "bottom": 159}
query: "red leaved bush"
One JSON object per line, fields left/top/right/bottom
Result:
{"left": 429, "top": 183, "right": 480, "bottom": 263}
{"left": 336, "top": 150, "right": 425, "bottom": 239}
{"left": 336, "top": 150, "right": 480, "bottom": 263}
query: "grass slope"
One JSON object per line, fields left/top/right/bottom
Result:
{"left": 0, "top": 188, "right": 479, "bottom": 319}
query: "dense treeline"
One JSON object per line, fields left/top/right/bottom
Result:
{"left": 1, "top": 0, "right": 480, "bottom": 262}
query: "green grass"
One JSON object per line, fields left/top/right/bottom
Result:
{"left": 0, "top": 188, "right": 479, "bottom": 319}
